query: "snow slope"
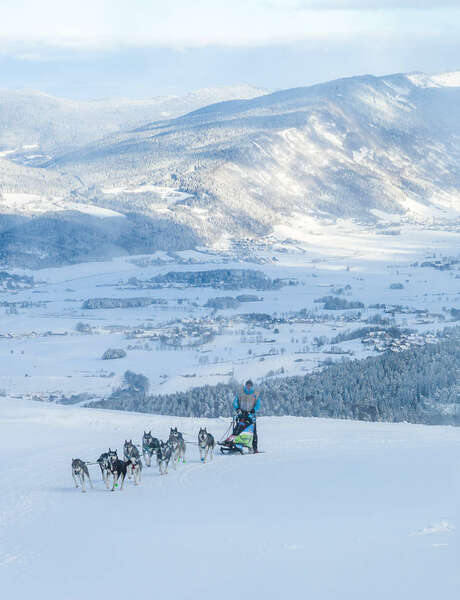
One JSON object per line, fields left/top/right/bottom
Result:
{"left": 0, "top": 192, "right": 125, "bottom": 218}
{"left": 2, "top": 71, "right": 460, "bottom": 267}
{"left": 1, "top": 397, "right": 459, "bottom": 599}
{"left": 408, "top": 71, "right": 460, "bottom": 88}
{"left": 46, "top": 71, "right": 460, "bottom": 249}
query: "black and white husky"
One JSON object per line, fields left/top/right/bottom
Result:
{"left": 107, "top": 449, "right": 127, "bottom": 491}
{"left": 126, "top": 455, "right": 143, "bottom": 485}
{"left": 71, "top": 458, "right": 93, "bottom": 493}
{"left": 123, "top": 439, "right": 140, "bottom": 478}
{"left": 142, "top": 431, "right": 160, "bottom": 467}
{"left": 157, "top": 441, "right": 172, "bottom": 475}
{"left": 169, "top": 427, "right": 186, "bottom": 468}
{"left": 96, "top": 452, "right": 111, "bottom": 488}
{"left": 198, "top": 428, "right": 215, "bottom": 463}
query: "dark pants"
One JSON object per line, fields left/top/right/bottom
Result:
{"left": 252, "top": 421, "right": 258, "bottom": 451}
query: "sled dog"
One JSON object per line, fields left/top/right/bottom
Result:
{"left": 142, "top": 431, "right": 160, "bottom": 467}
{"left": 198, "top": 428, "right": 215, "bottom": 462}
{"left": 157, "top": 441, "right": 172, "bottom": 475}
{"left": 107, "top": 449, "right": 127, "bottom": 491}
{"left": 123, "top": 439, "right": 140, "bottom": 478}
{"left": 71, "top": 458, "right": 93, "bottom": 493}
{"left": 96, "top": 452, "right": 111, "bottom": 488}
{"left": 169, "top": 427, "right": 186, "bottom": 468}
{"left": 126, "top": 455, "right": 143, "bottom": 485}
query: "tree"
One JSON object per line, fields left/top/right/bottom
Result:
{"left": 123, "top": 370, "right": 149, "bottom": 397}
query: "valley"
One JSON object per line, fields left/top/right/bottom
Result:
{"left": 1, "top": 221, "right": 458, "bottom": 416}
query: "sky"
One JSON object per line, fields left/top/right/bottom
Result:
{"left": 0, "top": 0, "right": 459, "bottom": 99}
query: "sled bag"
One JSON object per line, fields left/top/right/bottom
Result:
{"left": 233, "top": 422, "right": 254, "bottom": 448}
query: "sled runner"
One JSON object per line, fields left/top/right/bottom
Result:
{"left": 218, "top": 410, "right": 255, "bottom": 455}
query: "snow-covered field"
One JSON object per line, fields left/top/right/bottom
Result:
{"left": 0, "top": 222, "right": 459, "bottom": 400}
{"left": 0, "top": 191, "right": 125, "bottom": 218}
{"left": 1, "top": 397, "right": 459, "bottom": 599}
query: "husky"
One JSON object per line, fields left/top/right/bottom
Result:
{"left": 107, "top": 448, "right": 127, "bottom": 491}
{"left": 169, "top": 427, "right": 186, "bottom": 468}
{"left": 71, "top": 458, "right": 93, "bottom": 493}
{"left": 123, "top": 439, "right": 140, "bottom": 478}
{"left": 126, "top": 455, "right": 143, "bottom": 485}
{"left": 157, "top": 441, "right": 172, "bottom": 475}
{"left": 198, "top": 428, "right": 215, "bottom": 463}
{"left": 96, "top": 452, "right": 111, "bottom": 488}
{"left": 142, "top": 431, "right": 160, "bottom": 467}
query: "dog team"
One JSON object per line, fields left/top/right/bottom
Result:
{"left": 71, "top": 426, "right": 215, "bottom": 492}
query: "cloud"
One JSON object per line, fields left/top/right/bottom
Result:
{"left": 0, "top": 0, "right": 458, "bottom": 51}
{"left": 1, "top": 33, "right": 459, "bottom": 100}
{"left": 293, "top": 0, "right": 460, "bottom": 9}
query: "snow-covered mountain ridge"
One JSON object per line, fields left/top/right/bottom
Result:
{"left": 0, "top": 83, "right": 269, "bottom": 156}
{"left": 50, "top": 71, "right": 460, "bottom": 229}
{"left": 407, "top": 70, "right": 460, "bottom": 88}
{"left": 1, "top": 70, "right": 459, "bottom": 266}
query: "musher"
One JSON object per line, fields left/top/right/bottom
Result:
{"left": 233, "top": 379, "right": 260, "bottom": 453}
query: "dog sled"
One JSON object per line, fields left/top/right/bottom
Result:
{"left": 218, "top": 410, "right": 255, "bottom": 455}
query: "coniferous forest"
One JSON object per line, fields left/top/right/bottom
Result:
{"left": 90, "top": 327, "right": 460, "bottom": 426}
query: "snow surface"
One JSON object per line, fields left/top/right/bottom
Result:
{"left": 102, "top": 184, "right": 192, "bottom": 203}
{"left": 0, "top": 192, "right": 125, "bottom": 218}
{"left": 408, "top": 71, "right": 460, "bottom": 88}
{"left": 1, "top": 397, "right": 459, "bottom": 599}
{"left": 46, "top": 69, "right": 460, "bottom": 246}
{"left": 1, "top": 222, "right": 459, "bottom": 399}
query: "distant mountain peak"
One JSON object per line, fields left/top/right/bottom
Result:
{"left": 406, "top": 70, "right": 460, "bottom": 88}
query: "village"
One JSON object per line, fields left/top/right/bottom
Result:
{"left": 0, "top": 243, "right": 458, "bottom": 403}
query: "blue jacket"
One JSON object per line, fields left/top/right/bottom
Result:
{"left": 233, "top": 386, "right": 260, "bottom": 418}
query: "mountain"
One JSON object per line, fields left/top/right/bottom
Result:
{"left": 49, "top": 71, "right": 460, "bottom": 230}
{"left": 1, "top": 71, "right": 459, "bottom": 267}
{"left": 0, "top": 84, "right": 269, "bottom": 157}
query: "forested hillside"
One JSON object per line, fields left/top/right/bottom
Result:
{"left": 2, "top": 71, "right": 460, "bottom": 267}
{"left": 90, "top": 328, "right": 460, "bottom": 426}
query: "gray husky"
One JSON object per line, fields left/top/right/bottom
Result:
{"left": 97, "top": 452, "right": 111, "bottom": 488}
{"left": 107, "top": 448, "right": 127, "bottom": 491}
{"left": 71, "top": 458, "right": 93, "bottom": 493}
{"left": 198, "top": 428, "right": 215, "bottom": 463}
{"left": 123, "top": 439, "right": 140, "bottom": 478}
{"left": 169, "top": 427, "right": 186, "bottom": 468}
{"left": 157, "top": 441, "right": 172, "bottom": 475}
{"left": 142, "top": 431, "right": 160, "bottom": 467}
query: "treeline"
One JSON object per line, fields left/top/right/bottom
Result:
{"left": 82, "top": 297, "right": 167, "bottom": 309}
{"left": 0, "top": 271, "right": 34, "bottom": 290}
{"left": 314, "top": 295, "right": 365, "bottom": 310}
{"left": 150, "top": 269, "right": 284, "bottom": 290}
{"left": 330, "top": 325, "right": 410, "bottom": 344}
{"left": 0, "top": 212, "right": 201, "bottom": 268}
{"left": 89, "top": 328, "right": 460, "bottom": 426}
